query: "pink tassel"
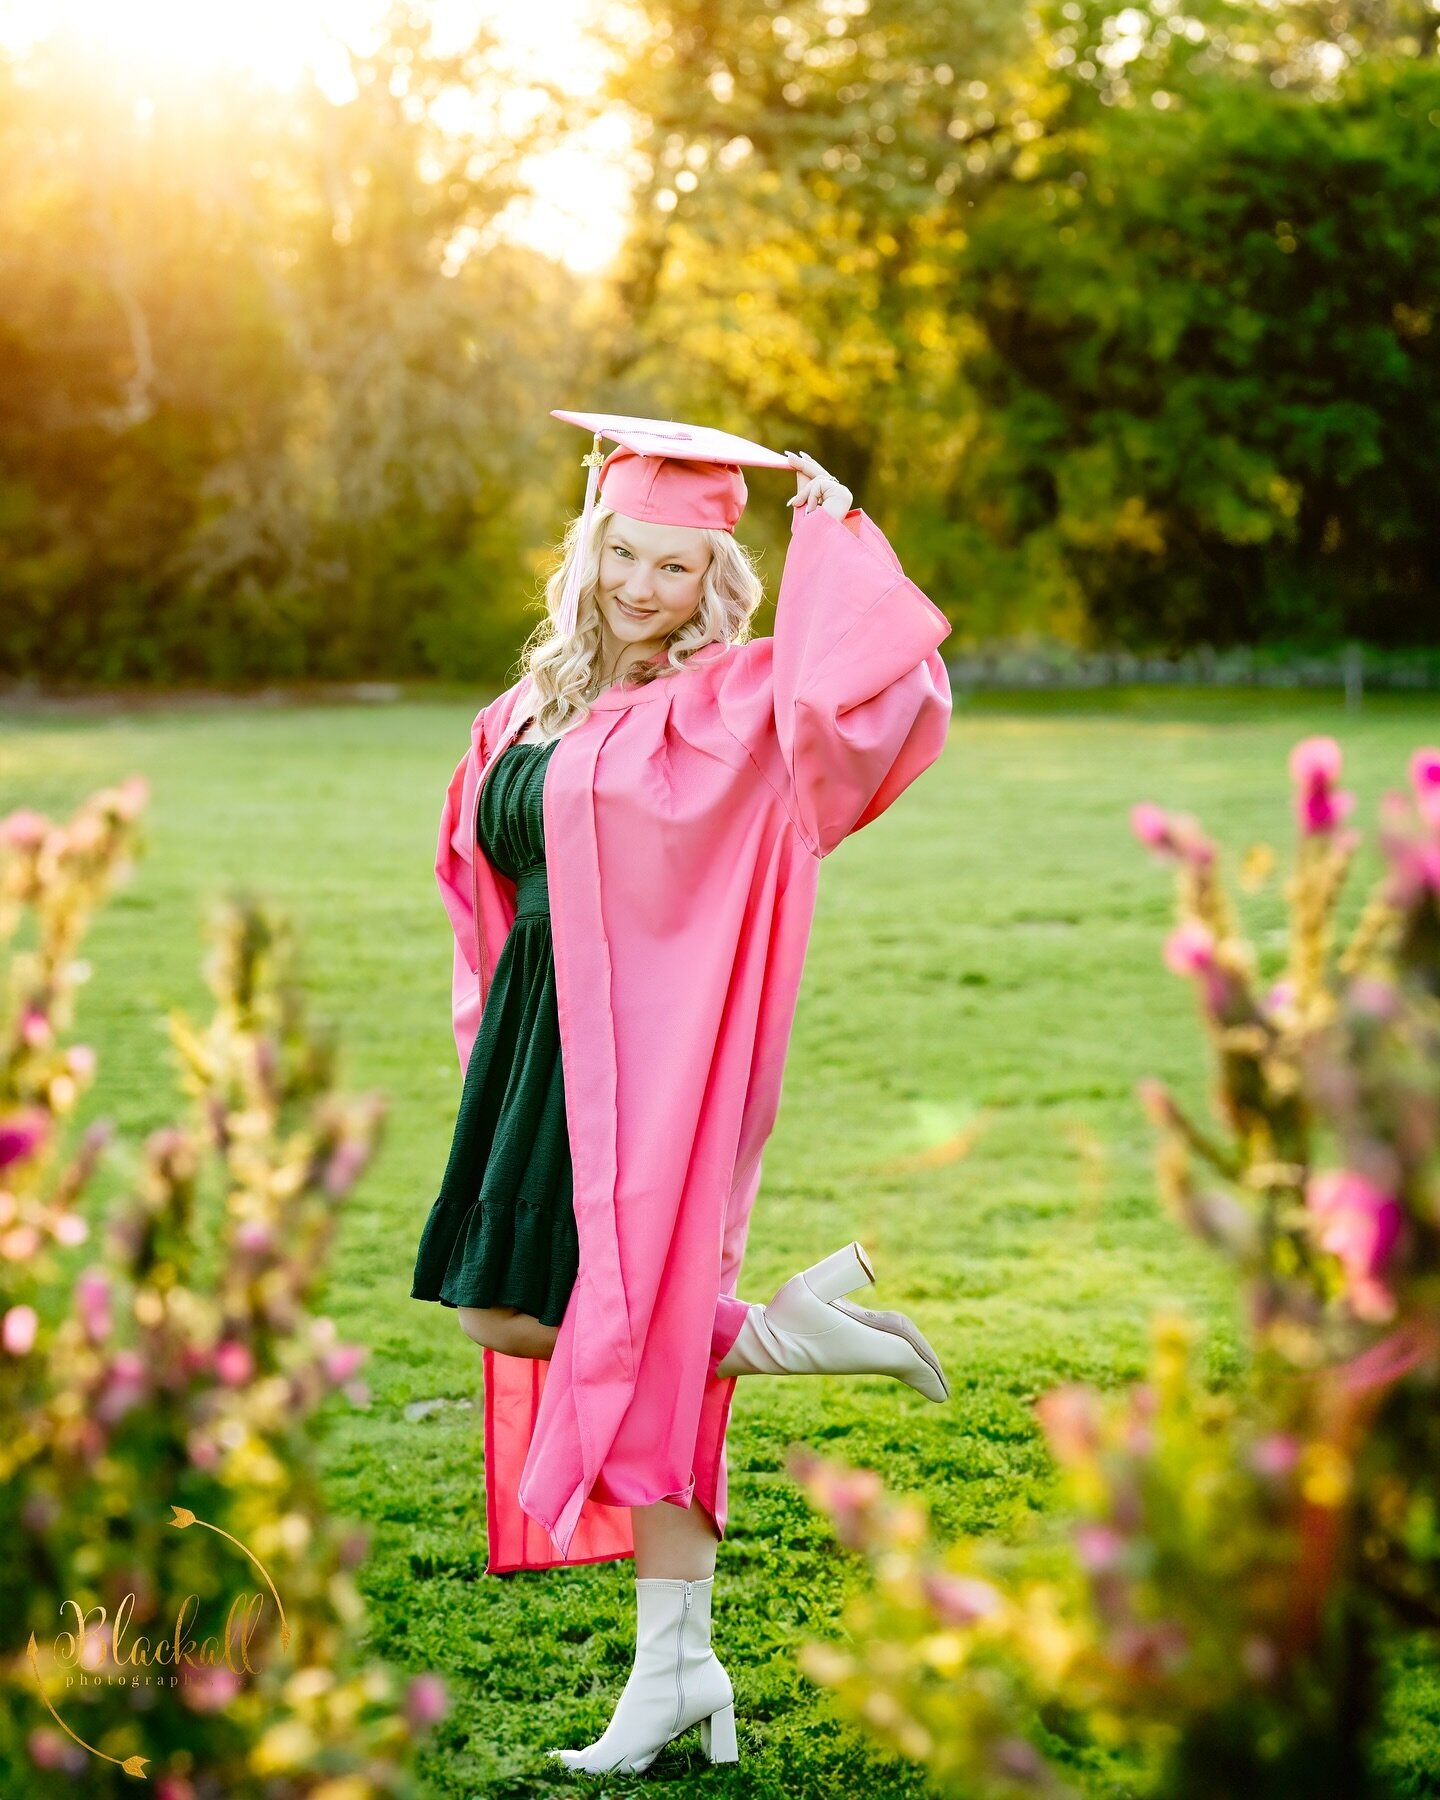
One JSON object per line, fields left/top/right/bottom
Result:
{"left": 556, "top": 431, "right": 606, "bottom": 640}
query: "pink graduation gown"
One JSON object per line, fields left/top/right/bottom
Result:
{"left": 433, "top": 503, "right": 952, "bottom": 1574}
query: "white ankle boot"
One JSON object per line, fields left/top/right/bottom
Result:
{"left": 715, "top": 1241, "right": 950, "bottom": 1402}
{"left": 546, "top": 1574, "right": 738, "bottom": 1774}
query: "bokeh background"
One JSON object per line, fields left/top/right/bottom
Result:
{"left": 2, "top": 0, "right": 1437, "bottom": 688}
{"left": 5, "top": 6, "right": 1440, "bottom": 1796}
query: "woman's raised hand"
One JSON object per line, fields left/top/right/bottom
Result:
{"left": 784, "top": 449, "right": 854, "bottom": 520}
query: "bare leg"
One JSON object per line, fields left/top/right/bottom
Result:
{"left": 457, "top": 1305, "right": 559, "bottom": 1360}
{"left": 631, "top": 1496, "right": 720, "bottom": 1580}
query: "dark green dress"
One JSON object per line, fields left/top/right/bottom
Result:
{"left": 410, "top": 737, "right": 580, "bottom": 1327}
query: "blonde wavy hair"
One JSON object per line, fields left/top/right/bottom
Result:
{"left": 516, "top": 503, "right": 767, "bottom": 740}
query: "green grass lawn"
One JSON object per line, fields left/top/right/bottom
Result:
{"left": 4, "top": 687, "right": 1438, "bottom": 1798}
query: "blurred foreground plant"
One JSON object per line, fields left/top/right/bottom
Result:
{"left": 0, "top": 784, "right": 446, "bottom": 1798}
{"left": 788, "top": 737, "right": 1440, "bottom": 1800}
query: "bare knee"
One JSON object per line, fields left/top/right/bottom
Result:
{"left": 457, "top": 1305, "right": 558, "bottom": 1358}
{"left": 457, "top": 1305, "right": 518, "bottom": 1350}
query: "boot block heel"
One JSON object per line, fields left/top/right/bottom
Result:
{"left": 800, "top": 1241, "right": 875, "bottom": 1304}
{"left": 700, "top": 1701, "right": 739, "bottom": 1763}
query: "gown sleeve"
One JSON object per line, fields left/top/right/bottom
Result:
{"left": 733, "top": 503, "right": 953, "bottom": 859}
{"left": 435, "top": 707, "right": 486, "bottom": 1072}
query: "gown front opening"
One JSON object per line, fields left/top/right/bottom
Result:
{"left": 410, "top": 736, "right": 580, "bottom": 1327}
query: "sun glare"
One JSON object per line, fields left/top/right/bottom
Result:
{"left": 0, "top": 0, "right": 633, "bottom": 272}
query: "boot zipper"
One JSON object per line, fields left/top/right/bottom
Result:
{"left": 673, "top": 1581, "right": 692, "bottom": 1736}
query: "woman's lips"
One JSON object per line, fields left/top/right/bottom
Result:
{"left": 615, "top": 599, "right": 657, "bottom": 620}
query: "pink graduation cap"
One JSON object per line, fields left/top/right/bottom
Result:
{"left": 550, "top": 410, "right": 793, "bottom": 639}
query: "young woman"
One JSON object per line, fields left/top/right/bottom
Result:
{"left": 410, "top": 421, "right": 953, "bottom": 1774}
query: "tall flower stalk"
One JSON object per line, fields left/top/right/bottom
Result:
{"left": 1, "top": 786, "right": 446, "bottom": 1798}
{"left": 787, "top": 738, "right": 1440, "bottom": 1800}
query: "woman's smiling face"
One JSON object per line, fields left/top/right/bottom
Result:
{"left": 596, "top": 513, "right": 712, "bottom": 651}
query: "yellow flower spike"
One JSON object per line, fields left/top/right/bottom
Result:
{"left": 330, "top": 1573, "right": 367, "bottom": 1627}
{"left": 1300, "top": 1443, "right": 1351, "bottom": 1508}
{"left": 862, "top": 1690, "right": 903, "bottom": 1728}
{"left": 251, "top": 1719, "right": 320, "bottom": 1773}
{"left": 133, "top": 1290, "right": 164, "bottom": 1328}
{"left": 919, "top": 1631, "right": 967, "bottom": 1674}
{"left": 896, "top": 1719, "right": 935, "bottom": 1761}
{"left": 799, "top": 1642, "right": 854, "bottom": 1685}
{"left": 360, "top": 1667, "right": 393, "bottom": 1704}
{"left": 309, "top": 1779, "right": 373, "bottom": 1800}
{"left": 887, "top": 1501, "right": 930, "bottom": 1547}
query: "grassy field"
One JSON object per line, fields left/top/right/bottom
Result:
{"left": 4, "top": 687, "right": 1438, "bottom": 1797}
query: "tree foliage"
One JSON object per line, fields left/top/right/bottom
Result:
{"left": 0, "top": 1, "right": 1436, "bottom": 681}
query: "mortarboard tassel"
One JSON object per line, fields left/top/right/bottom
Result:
{"left": 555, "top": 430, "right": 606, "bottom": 641}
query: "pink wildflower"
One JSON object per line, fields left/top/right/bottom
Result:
{"left": 1410, "top": 747, "right": 1440, "bottom": 828}
{"left": 180, "top": 1665, "right": 241, "bottom": 1713}
{"left": 112, "top": 775, "right": 151, "bottom": 821}
{"left": 1074, "top": 1523, "right": 1127, "bottom": 1573}
{"left": 1250, "top": 1434, "right": 1300, "bottom": 1478}
{"left": 1, "top": 809, "right": 49, "bottom": 850}
{"left": 406, "top": 1673, "right": 450, "bottom": 1732}
{"left": 1289, "top": 735, "right": 1356, "bottom": 837}
{"left": 1163, "top": 920, "right": 1215, "bottom": 975}
{"left": 0, "top": 1107, "right": 49, "bottom": 1169}
{"left": 3, "top": 1305, "right": 39, "bottom": 1354}
{"left": 1035, "top": 1384, "right": 1103, "bottom": 1463}
{"left": 214, "top": 1339, "right": 255, "bottom": 1386}
{"left": 1129, "top": 802, "right": 1170, "bottom": 849}
{"left": 75, "top": 1270, "right": 113, "bottom": 1342}
{"left": 323, "top": 1343, "right": 367, "bottom": 1384}
{"left": 1306, "top": 1169, "right": 1403, "bottom": 1321}
{"left": 921, "top": 1570, "right": 1003, "bottom": 1625}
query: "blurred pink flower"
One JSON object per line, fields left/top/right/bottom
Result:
{"left": 406, "top": 1672, "right": 450, "bottom": 1732}
{"left": 921, "top": 1570, "right": 1003, "bottom": 1625}
{"left": 1263, "top": 979, "right": 1295, "bottom": 1018}
{"left": 1289, "top": 736, "right": 1343, "bottom": 786}
{"left": 112, "top": 775, "right": 151, "bottom": 821}
{"left": 27, "top": 1726, "right": 88, "bottom": 1774}
{"left": 3, "top": 1304, "right": 39, "bottom": 1354}
{"left": 235, "top": 1220, "right": 274, "bottom": 1254}
{"left": 1, "top": 809, "right": 50, "bottom": 850}
{"left": 65, "top": 1044, "right": 97, "bottom": 1080}
{"left": 20, "top": 1008, "right": 52, "bottom": 1048}
{"left": 187, "top": 1432, "right": 220, "bottom": 1471}
{"left": 1306, "top": 1170, "right": 1403, "bottom": 1321}
{"left": 95, "top": 1350, "right": 149, "bottom": 1424}
{"left": 1289, "top": 735, "right": 1355, "bottom": 837}
{"left": 1347, "top": 976, "right": 1398, "bottom": 1019}
{"left": 214, "top": 1339, "right": 255, "bottom": 1386}
{"left": 52, "top": 1212, "right": 88, "bottom": 1246}
{"left": 180, "top": 1665, "right": 241, "bottom": 1713}
{"left": 1035, "top": 1385, "right": 1103, "bottom": 1463}
{"left": 0, "top": 1106, "right": 49, "bottom": 1169}
{"left": 154, "top": 1778, "right": 197, "bottom": 1800}
{"left": 323, "top": 1343, "right": 367, "bottom": 1383}
{"left": 1250, "top": 1434, "right": 1301, "bottom": 1478}
{"left": 323, "top": 1138, "right": 370, "bottom": 1198}
{"left": 1074, "top": 1523, "right": 1127, "bottom": 1573}
{"left": 1410, "top": 746, "right": 1440, "bottom": 827}
{"left": 75, "top": 1269, "right": 113, "bottom": 1342}
{"left": 1129, "top": 802, "right": 1170, "bottom": 849}
{"left": 1163, "top": 920, "right": 1215, "bottom": 976}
